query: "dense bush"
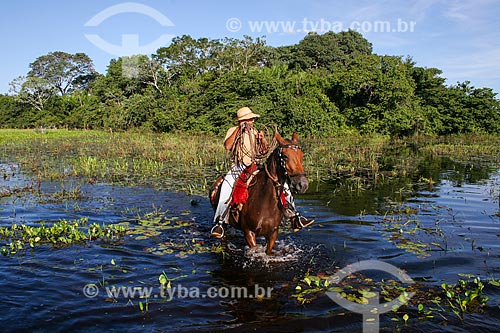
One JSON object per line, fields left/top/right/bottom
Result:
{"left": 2, "top": 31, "right": 499, "bottom": 136}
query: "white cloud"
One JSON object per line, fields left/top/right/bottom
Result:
{"left": 433, "top": 48, "right": 500, "bottom": 91}
{"left": 443, "top": 0, "right": 498, "bottom": 23}
{"left": 410, "top": 0, "right": 445, "bottom": 20}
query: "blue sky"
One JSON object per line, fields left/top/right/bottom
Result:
{"left": 1, "top": 0, "right": 499, "bottom": 94}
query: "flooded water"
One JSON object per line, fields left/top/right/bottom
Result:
{"left": 1, "top": 154, "right": 499, "bottom": 332}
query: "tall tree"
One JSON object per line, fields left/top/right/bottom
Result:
{"left": 289, "top": 30, "right": 372, "bottom": 70}
{"left": 28, "top": 51, "right": 96, "bottom": 95}
{"left": 155, "top": 35, "right": 267, "bottom": 78}
{"left": 9, "top": 75, "right": 56, "bottom": 111}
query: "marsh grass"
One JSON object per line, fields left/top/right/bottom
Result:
{"left": 0, "top": 129, "right": 227, "bottom": 195}
{"left": 420, "top": 134, "right": 500, "bottom": 165}
{"left": 0, "top": 129, "right": 499, "bottom": 196}
{"left": 303, "top": 133, "right": 500, "bottom": 193}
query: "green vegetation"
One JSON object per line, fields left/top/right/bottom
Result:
{"left": 1, "top": 129, "right": 499, "bottom": 197}
{"left": 0, "top": 129, "right": 226, "bottom": 194}
{"left": 0, "top": 218, "right": 126, "bottom": 255}
{"left": 1, "top": 31, "right": 499, "bottom": 136}
{"left": 441, "top": 275, "right": 488, "bottom": 321}
{"left": 120, "top": 208, "right": 218, "bottom": 258}
{"left": 292, "top": 271, "right": 490, "bottom": 323}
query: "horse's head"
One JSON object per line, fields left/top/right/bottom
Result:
{"left": 274, "top": 131, "right": 309, "bottom": 194}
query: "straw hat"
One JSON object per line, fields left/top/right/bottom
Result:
{"left": 236, "top": 107, "right": 260, "bottom": 121}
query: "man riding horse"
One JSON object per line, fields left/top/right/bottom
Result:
{"left": 210, "top": 106, "right": 314, "bottom": 238}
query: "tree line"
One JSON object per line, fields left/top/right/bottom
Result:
{"left": 1, "top": 31, "right": 499, "bottom": 136}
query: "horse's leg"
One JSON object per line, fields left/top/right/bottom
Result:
{"left": 244, "top": 230, "right": 257, "bottom": 249}
{"left": 265, "top": 230, "right": 278, "bottom": 256}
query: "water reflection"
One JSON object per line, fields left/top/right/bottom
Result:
{"left": 303, "top": 154, "right": 499, "bottom": 217}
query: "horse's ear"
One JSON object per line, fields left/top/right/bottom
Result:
{"left": 274, "top": 130, "right": 286, "bottom": 145}
{"left": 291, "top": 132, "right": 299, "bottom": 144}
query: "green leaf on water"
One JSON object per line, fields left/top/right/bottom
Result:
{"left": 489, "top": 280, "right": 500, "bottom": 287}
{"left": 303, "top": 277, "right": 311, "bottom": 286}
{"left": 159, "top": 273, "right": 167, "bottom": 285}
{"left": 360, "top": 290, "right": 377, "bottom": 298}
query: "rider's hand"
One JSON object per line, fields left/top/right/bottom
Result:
{"left": 240, "top": 120, "right": 252, "bottom": 131}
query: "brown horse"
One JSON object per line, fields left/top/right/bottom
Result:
{"left": 210, "top": 131, "right": 309, "bottom": 255}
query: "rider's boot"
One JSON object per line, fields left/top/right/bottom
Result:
{"left": 289, "top": 212, "right": 314, "bottom": 232}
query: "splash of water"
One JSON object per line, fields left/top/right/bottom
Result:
{"left": 241, "top": 240, "right": 303, "bottom": 268}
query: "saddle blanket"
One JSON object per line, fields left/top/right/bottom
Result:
{"left": 229, "top": 165, "right": 288, "bottom": 209}
{"left": 230, "top": 164, "right": 257, "bottom": 206}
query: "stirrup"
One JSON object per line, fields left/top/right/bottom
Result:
{"left": 210, "top": 223, "right": 225, "bottom": 238}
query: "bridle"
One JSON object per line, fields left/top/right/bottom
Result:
{"left": 265, "top": 143, "right": 306, "bottom": 184}
{"left": 278, "top": 144, "right": 307, "bottom": 179}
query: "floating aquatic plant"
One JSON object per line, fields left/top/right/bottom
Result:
{"left": 377, "top": 203, "right": 448, "bottom": 258}
{"left": 292, "top": 270, "right": 493, "bottom": 326}
{"left": 117, "top": 209, "right": 223, "bottom": 258}
{"left": 0, "top": 218, "right": 126, "bottom": 255}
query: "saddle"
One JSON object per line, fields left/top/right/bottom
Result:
{"left": 210, "top": 164, "right": 289, "bottom": 217}
{"left": 209, "top": 165, "right": 259, "bottom": 211}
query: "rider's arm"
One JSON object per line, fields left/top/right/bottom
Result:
{"left": 223, "top": 126, "right": 239, "bottom": 152}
